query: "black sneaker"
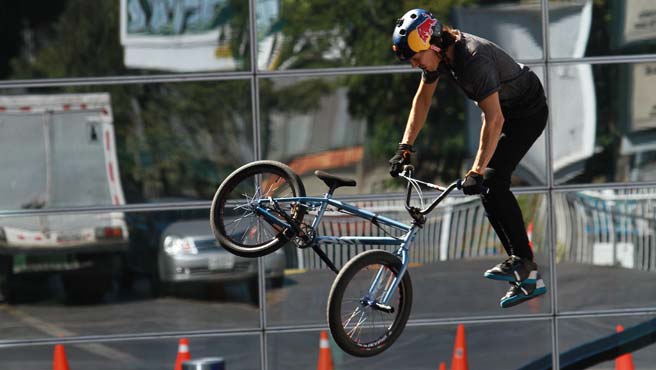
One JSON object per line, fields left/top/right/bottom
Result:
{"left": 484, "top": 255, "right": 538, "bottom": 283}
{"left": 500, "top": 276, "right": 547, "bottom": 308}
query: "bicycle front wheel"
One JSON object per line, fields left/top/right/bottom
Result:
{"left": 210, "top": 160, "right": 306, "bottom": 257}
{"left": 327, "top": 250, "right": 413, "bottom": 357}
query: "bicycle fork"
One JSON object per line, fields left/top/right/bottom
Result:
{"left": 366, "top": 226, "right": 419, "bottom": 313}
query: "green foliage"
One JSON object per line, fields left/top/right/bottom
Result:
{"left": 11, "top": 0, "right": 124, "bottom": 79}
{"left": 274, "top": 0, "right": 475, "bottom": 69}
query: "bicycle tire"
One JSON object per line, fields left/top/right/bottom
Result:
{"left": 210, "top": 160, "right": 306, "bottom": 257}
{"left": 327, "top": 250, "right": 412, "bottom": 357}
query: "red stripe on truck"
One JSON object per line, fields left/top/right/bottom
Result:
{"left": 108, "top": 162, "right": 115, "bottom": 183}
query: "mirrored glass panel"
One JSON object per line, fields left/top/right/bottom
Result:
{"left": 550, "top": 62, "right": 656, "bottom": 185}
{"left": 0, "top": 335, "right": 260, "bottom": 370}
{"left": 267, "top": 192, "right": 550, "bottom": 326}
{"left": 0, "top": 209, "right": 265, "bottom": 340}
{"left": 259, "top": 72, "right": 547, "bottom": 196}
{"left": 0, "top": 80, "right": 253, "bottom": 211}
{"left": 256, "top": 0, "right": 543, "bottom": 70}
{"left": 268, "top": 321, "right": 552, "bottom": 370}
{"left": 557, "top": 315, "right": 656, "bottom": 369}
{"left": 0, "top": 0, "right": 250, "bottom": 80}
{"left": 553, "top": 188, "right": 656, "bottom": 311}
{"left": 549, "top": 1, "right": 656, "bottom": 59}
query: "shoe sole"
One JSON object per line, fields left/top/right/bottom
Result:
{"left": 500, "top": 287, "right": 547, "bottom": 308}
{"left": 484, "top": 270, "right": 539, "bottom": 284}
{"left": 484, "top": 272, "right": 516, "bottom": 282}
{"left": 483, "top": 272, "right": 517, "bottom": 283}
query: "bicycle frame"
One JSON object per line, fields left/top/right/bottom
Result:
{"left": 253, "top": 169, "right": 461, "bottom": 307}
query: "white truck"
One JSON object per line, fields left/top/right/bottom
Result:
{"left": 0, "top": 93, "right": 128, "bottom": 303}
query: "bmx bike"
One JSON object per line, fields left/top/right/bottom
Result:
{"left": 210, "top": 160, "right": 466, "bottom": 357}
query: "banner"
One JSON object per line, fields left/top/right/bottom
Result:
{"left": 120, "top": 0, "right": 238, "bottom": 72}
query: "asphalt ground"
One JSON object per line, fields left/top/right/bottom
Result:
{"left": 0, "top": 257, "right": 654, "bottom": 369}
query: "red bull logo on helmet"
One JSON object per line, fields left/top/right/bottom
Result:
{"left": 416, "top": 17, "right": 437, "bottom": 42}
{"left": 407, "top": 16, "right": 437, "bottom": 53}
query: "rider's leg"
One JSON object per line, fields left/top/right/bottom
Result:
{"left": 481, "top": 169, "right": 538, "bottom": 282}
{"left": 480, "top": 105, "right": 548, "bottom": 285}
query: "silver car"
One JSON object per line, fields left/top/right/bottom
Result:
{"left": 157, "top": 219, "right": 286, "bottom": 299}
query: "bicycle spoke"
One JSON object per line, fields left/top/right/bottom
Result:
{"left": 338, "top": 260, "right": 404, "bottom": 349}
{"left": 235, "top": 218, "right": 257, "bottom": 244}
{"left": 342, "top": 305, "right": 364, "bottom": 329}
{"left": 328, "top": 250, "right": 411, "bottom": 356}
{"left": 262, "top": 175, "right": 286, "bottom": 197}
{"left": 347, "top": 310, "right": 368, "bottom": 342}
{"left": 255, "top": 216, "right": 277, "bottom": 244}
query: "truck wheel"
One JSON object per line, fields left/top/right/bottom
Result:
{"left": 0, "top": 257, "right": 15, "bottom": 303}
{"left": 62, "top": 272, "right": 112, "bottom": 304}
{"left": 0, "top": 277, "right": 15, "bottom": 303}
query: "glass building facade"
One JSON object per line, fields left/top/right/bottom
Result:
{"left": 0, "top": 0, "right": 655, "bottom": 369}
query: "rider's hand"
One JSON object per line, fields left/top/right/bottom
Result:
{"left": 389, "top": 143, "right": 415, "bottom": 177}
{"left": 462, "top": 170, "right": 485, "bottom": 195}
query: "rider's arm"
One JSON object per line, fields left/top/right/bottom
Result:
{"left": 470, "top": 91, "right": 504, "bottom": 174}
{"left": 401, "top": 78, "right": 438, "bottom": 145}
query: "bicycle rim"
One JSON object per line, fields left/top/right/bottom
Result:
{"left": 212, "top": 162, "right": 304, "bottom": 256}
{"left": 329, "top": 250, "right": 412, "bottom": 357}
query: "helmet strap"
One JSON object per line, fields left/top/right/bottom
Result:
{"left": 429, "top": 45, "right": 445, "bottom": 60}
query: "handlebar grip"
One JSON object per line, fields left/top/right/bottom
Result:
{"left": 456, "top": 179, "right": 490, "bottom": 195}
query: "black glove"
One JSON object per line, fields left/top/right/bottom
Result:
{"left": 461, "top": 170, "right": 485, "bottom": 195}
{"left": 389, "top": 143, "right": 415, "bottom": 177}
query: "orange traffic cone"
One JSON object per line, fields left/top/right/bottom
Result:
{"left": 615, "top": 325, "right": 635, "bottom": 370}
{"left": 527, "top": 222, "right": 534, "bottom": 250}
{"left": 53, "top": 344, "right": 70, "bottom": 370}
{"left": 317, "top": 331, "right": 334, "bottom": 370}
{"left": 174, "top": 338, "right": 191, "bottom": 370}
{"left": 450, "top": 324, "right": 468, "bottom": 370}
{"left": 439, "top": 361, "right": 447, "bottom": 370}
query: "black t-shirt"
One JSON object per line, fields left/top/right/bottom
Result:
{"left": 422, "top": 32, "right": 546, "bottom": 118}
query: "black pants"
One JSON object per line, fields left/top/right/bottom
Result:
{"left": 482, "top": 103, "right": 548, "bottom": 261}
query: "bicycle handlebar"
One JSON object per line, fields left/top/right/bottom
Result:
{"left": 399, "top": 165, "right": 487, "bottom": 217}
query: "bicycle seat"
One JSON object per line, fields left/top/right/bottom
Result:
{"left": 314, "top": 170, "right": 357, "bottom": 190}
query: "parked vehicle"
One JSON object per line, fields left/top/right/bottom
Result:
{"left": 0, "top": 94, "right": 128, "bottom": 303}
{"left": 157, "top": 219, "right": 285, "bottom": 300}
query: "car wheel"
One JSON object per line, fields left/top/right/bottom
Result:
{"left": 269, "top": 276, "right": 284, "bottom": 288}
{"left": 247, "top": 277, "right": 259, "bottom": 305}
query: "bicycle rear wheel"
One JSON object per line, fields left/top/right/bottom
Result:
{"left": 210, "top": 160, "right": 306, "bottom": 257}
{"left": 327, "top": 250, "right": 412, "bottom": 357}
